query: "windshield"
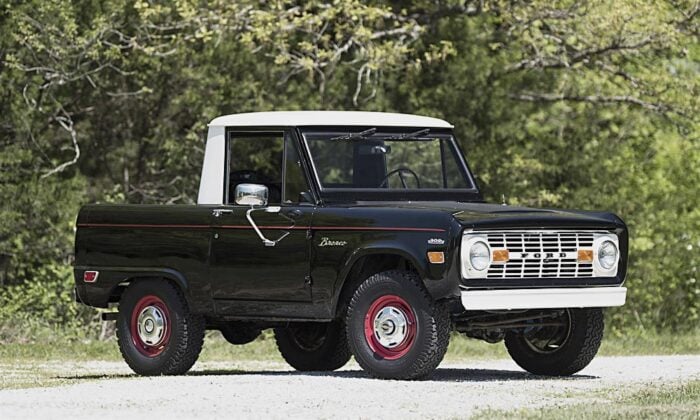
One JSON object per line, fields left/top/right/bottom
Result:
{"left": 302, "top": 128, "right": 474, "bottom": 191}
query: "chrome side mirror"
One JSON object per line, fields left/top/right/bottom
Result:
{"left": 234, "top": 183, "right": 286, "bottom": 247}
{"left": 234, "top": 183, "right": 268, "bottom": 207}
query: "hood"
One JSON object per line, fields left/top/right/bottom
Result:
{"left": 351, "top": 201, "right": 625, "bottom": 230}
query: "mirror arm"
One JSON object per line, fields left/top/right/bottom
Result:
{"left": 246, "top": 206, "right": 290, "bottom": 247}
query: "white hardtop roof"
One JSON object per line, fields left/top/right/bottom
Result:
{"left": 208, "top": 111, "right": 453, "bottom": 129}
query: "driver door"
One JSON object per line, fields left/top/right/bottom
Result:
{"left": 209, "top": 130, "right": 314, "bottom": 305}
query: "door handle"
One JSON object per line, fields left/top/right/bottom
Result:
{"left": 284, "top": 209, "right": 303, "bottom": 219}
{"left": 212, "top": 209, "right": 234, "bottom": 217}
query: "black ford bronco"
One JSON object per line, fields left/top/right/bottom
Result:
{"left": 74, "top": 111, "right": 628, "bottom": 379}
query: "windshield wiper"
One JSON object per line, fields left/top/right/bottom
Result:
{"left": 330, "top": 128, "right": 377, "bottom": 141}
{"left": 386, "top": 128, "right": 430, "bottom": 140}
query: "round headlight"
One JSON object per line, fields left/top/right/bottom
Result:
{"left": 469, "top": 241, "right": 490, "bottom": 271}
{"left": 598, "top": 240, "right": 618, "bottom": 270}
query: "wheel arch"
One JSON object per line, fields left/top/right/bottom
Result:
{"left": 75, "top": 266, "right": 190, "bottom": 308}
{"left": 111, "top": 268, "right": 189, "bottom": 303}
{"left": 332, "top": 248, "right": 426, "bottom": 318}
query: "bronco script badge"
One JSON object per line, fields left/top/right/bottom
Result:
{"left": 319, "top": 237, "right": 348, "bottom": 247}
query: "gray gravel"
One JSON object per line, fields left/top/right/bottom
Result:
{"left": 1, "top": 355, "right": 698, "bottom": 419}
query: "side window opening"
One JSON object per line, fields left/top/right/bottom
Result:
{"left": 227, "top": 131, "right": 311, "bottom": 205}
{"left": 227, "top": 132, "right": 284, "bottom": 204}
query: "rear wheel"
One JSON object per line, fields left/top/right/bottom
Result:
{"left": 504, "top": 308, "right": 604, "bottom": 376}
{"left": 346, "top": 270, "right": 450, "bottom": 380}
{"left": 274, "top": 321, "right": 351, "bottom": 371}
{"left": 117, "top": 279, "right": 205, "bottom": 376}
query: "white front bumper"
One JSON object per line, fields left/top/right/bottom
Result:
{"left": 461, "top": 287, "right": 627, "bottom": 311}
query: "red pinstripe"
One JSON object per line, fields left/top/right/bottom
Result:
{"left": 77, "top": 223, "right": 446, "bottom": 233}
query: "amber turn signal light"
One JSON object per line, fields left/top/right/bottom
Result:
{"left": 427, "top": 251, "right": 445, "bottom": 264}
{"left": 577, "top": 249, "right": 594, "bottom": 262}
{"left": 492, "top": 249, "right": 510, "bottom": 263}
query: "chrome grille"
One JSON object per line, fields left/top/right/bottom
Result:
{"left": 482, "top": 230, "right": 598, "bottom": 279}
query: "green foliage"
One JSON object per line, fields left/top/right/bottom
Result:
{"left": 0, "top": 0, "right": 698, "bottom": 339}
{"left": 0, "top": 262, "right": 97, "bottom": 342}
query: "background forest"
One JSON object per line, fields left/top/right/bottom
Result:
{"left": 0, "top": 0, "right": 698, "bottom": 341}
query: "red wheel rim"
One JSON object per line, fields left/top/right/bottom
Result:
{"left": 364, "top": 295, "right": 417, "bottom": 360}
{"left": 130, "top": 295, "right": 171, "bottom": 357}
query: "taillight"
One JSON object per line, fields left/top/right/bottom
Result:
{"left": 83, "top": 271, "right": 99, "bottom": 283}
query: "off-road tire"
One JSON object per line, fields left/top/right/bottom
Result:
{"left": 504, "top": 308, "right": 604, "bottom": 376}
{"left": 220, "top": 324, "right": 262, "bottom": 345}
{"left": 346, "top": 270, "right": 450, "bottom": 380}
{"left": 274, "top": 321, "right": 351, "bottom": 371}
{"left": 117, "top": 279, "right": 205, "bottom": 376}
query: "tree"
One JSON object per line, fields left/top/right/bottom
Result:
{"left": 0, "top": 0, "right": 697, "bottom": 337}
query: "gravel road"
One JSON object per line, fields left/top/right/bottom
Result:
{"left": 1, "top": 355, "right": 698, "bottom": 419}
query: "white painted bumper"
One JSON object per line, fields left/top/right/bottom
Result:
{"left": 461, "top": 287, "right": 627, "bottom": 311}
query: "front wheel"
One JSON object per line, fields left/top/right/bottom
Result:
{"left": 346, "top": 270, "right": 450, "bottom": 380}
{"left": 504, "top": 308, "right": 604, "bottom": 376}
{"left": 116, "top": 279, "right": 205, "bottom": 376}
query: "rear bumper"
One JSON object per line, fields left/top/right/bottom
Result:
{"left": 461, "top": 286, "right": 627, "bottom": 310}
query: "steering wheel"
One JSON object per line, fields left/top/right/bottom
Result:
{"left": 378, "top": 167, "right": 421, "bottom": 189}
{"left": 229, "top": 169, "right": 264, "bottom": 183}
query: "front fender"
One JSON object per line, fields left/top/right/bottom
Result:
{"left": 325, "top": 232, "right": 460, "bottom": 316}
{"left": 339, "top": 242, "right": 432, "bottom": 284}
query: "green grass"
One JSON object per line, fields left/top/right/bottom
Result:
{"left": 0, "top": 331, "right": 283, "bottom": 363}
{"left": 597, "top": 331, "right": 700, "bottom": 357}
{"left": 445, "top": 330, "right": 700, "bottom": 361}
{"left": 1, "top": 329, "right": 698, "bottom": 363}
{"left": 474, "top": 381, "right": 700, "bottom": 419}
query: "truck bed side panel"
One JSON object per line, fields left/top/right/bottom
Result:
{"left": 74, "top": 204, "right": 215, "bottom": 312}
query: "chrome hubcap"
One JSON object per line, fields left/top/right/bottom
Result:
{"left": 137, "top": 305, "right": 167, "bottom": 346}
{"left": 372, "top": 306, "right": 408, "bottom": 348}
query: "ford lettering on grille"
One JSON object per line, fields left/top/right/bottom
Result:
{"left": 483, "top": 230, "right": 598, "bottom": 279}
